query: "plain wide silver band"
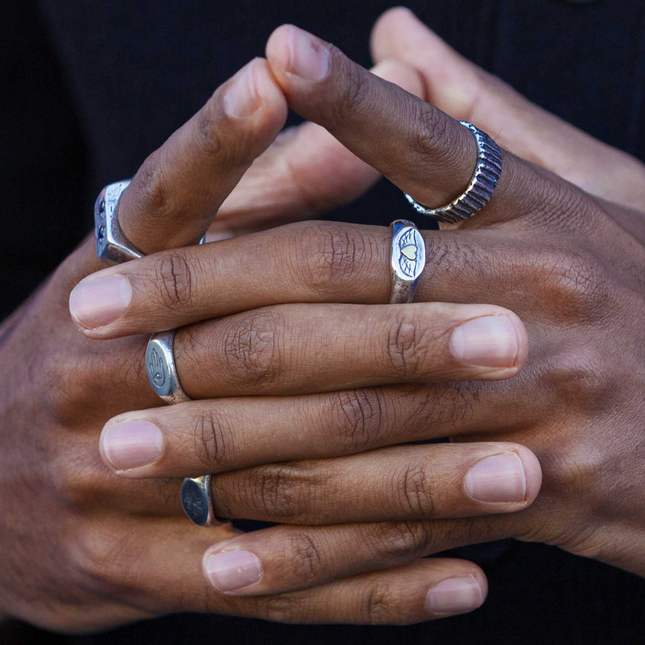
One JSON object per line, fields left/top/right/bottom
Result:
{"left": 404, "top": 120, "right": 502, "bottom": 224}
{"left": 389, "top": 219, "right": 426, "bottom": 304}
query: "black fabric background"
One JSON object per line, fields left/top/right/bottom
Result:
{"left": 2, "top": 0, "right": 645, "bottom": 643}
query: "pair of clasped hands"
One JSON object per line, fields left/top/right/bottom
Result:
{"left": 3, "top": 8, "right": 645, "bottom": 633}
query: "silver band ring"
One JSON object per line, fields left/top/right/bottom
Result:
{"left": 94, "top": 180, "right": 144, "bottom": 264}
{"left": 389, "top": 219, "right": 426, "bottom": 304}
{"left": 405, "top": 120, "right": 502, "bottom": 223}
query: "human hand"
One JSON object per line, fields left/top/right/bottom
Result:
{"left": 371, "top": 8, "right": 645, "bottom": 218}
{"left": 259, "top": 21, "right": 645, "bottom": 578}
{"left": 1, "top": 49, "right": 528, "bottom": 631}
{"left": 75, "top": 19, "right": 645, "bottom": 605}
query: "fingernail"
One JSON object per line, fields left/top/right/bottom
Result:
{"left": 69, "top": 275, "right": 132, "bottom": 329}
{"left": 425, "top": 576, "right": 484, "bottom": 616}
{"left": 224, "top": 60, "right": 262, "bottom": 119}
{"left": 449, "top": 315, "right": 518, "bottom": 368}
{"left": 464, "top": 453, "right": 526, "bottom": 503}
{"left": 101, "top": 420, "right": 164, "bottom": 471}
{"left": 205, "top": 550, "right": 262, "bottom": 592}
{"left": 286, "top": 25, "right": 329, "bottom": 80}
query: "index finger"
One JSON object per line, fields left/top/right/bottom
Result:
{"left": 265, "top": 25, "right": 559, "bottom": 229}
{"left": 67, "top": 58, "right": 288, "bottom": 283}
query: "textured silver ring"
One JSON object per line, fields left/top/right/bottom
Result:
{"left": 404, "top": 120, "right": 502, "bottom": 224}
{"left": 94, "top": 180, "right": 144, "bottom": 264}
{"left": 389, "top": 220, "right": 426, "bottom": 304}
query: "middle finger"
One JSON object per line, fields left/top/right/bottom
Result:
{"left": 145, "top": 301, "right": 526, "bottom": 401}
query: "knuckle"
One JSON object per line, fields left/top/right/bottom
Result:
{"left": 221, "top": 308, "right": 283, "bottom": 388}
{"left": 286, "top": 532, "right": 324, "bottom": 584}
{"left": 152, "top": 250, "right": 196, "bottom": 310}
{"left": 42, "top": 342, "right": 148, "bottom": 426}
{"left": 408, "top": 105, "right": 450, "bottom": 163}
{"left": 326, "top": 388, "right": 385, "bottom": 453}
{"left": 384, "top": 308, "right": 433, "bottom": 380}
{"left": 362, "top": 583, "right": 409, "bottom": 625}
{"left": 51, "top": 459, "right": 100, "bottom": 511}
{"left": 243, "top": 464, "right": 313, "bottom": 522}
{"left": 393, "top": 460, "right": 436, "bottom": 518}
{"left": 540, "top": 448, "right": 596, "bottom": 509}
{"left": 195, "top": 102, "right": 225, "bottom": 159}
{"left": 69, "top": 525, "right": 141, "bottom": 594}
{"left": 191, "top": 409, "right": 234, "bottom": 471}
{"left": 372, "top": 521, "right": 430, "bottom": 560}
{"left": 545, "top": 344, "right": 612, "bottom": 409}
{"left": 133, "top": 153, "right": 171, "bottom": 215}
{"left": 296, "top": 221, "right": 371, "bottom": 290}
{"left": 256, "top": 594, "right": 310, "bottom": 624}
{"left": 40, "top": 352, "right": 84, "bottom": 425}
{"left": 530, "top": 249, "right": 610, "bottom": 320}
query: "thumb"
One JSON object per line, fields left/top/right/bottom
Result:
{"left": 371, "top": 7, "right": 645, "bottom": 211}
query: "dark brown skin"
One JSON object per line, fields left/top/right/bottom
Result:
{"left": 78, "top": 21, "right": 645, "bottom": 588}
{"left": 2, "top": 8, "right": 645, "bottom": 634}
{"left": 0, "top": 44, "right": 526, "bottom": 632}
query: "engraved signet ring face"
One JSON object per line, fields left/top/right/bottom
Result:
{"left": 94, "top": 180, "right": 144, "bottom": 264}
{"left": 180, "top": 475, "right": 217, "bottom": 527}
{"left": 389, "top": 220, "right": 426, "bottom": 304}
{"left": 145, "top": 330, "right": 192, "bottom": 405}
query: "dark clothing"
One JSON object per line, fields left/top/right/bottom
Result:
{"left": 2, "top": 0, "right": 645, "bottom": 643}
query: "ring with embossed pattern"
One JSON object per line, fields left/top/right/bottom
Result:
{"left": 389, "top": 219, "right": 426, "bottom": 304}
{"left": 404, "top": 120, "right": 502, "bottom": 224}
{"left": 94, "top": 180, "right": 143, "bottom": 264}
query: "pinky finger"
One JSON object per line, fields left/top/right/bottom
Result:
{"left": 244, "top": 558, "right": 487, "bottom": 624}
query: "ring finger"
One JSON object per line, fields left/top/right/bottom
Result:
{"left": 99, "top": 384, "right": 544, "bottom": 481}
{"left": 107, "top": 301, "right": 527, "bottom": 408}
{"left": 210, "top": 442, "right": 541, "bottom": 524}
{"left": 92, "top": 517, "right": 490, "bottom": 623}
{"left": 265, "top": 24, "right": 568, "bottom": 230}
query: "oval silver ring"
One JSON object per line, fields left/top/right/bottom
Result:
{"left": 145, "top": 330, "right": 192, "bottom": 405}
{"left": 389, "top": 219, "right": 426, "bottom": 304}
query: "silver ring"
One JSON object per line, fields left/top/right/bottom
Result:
{"left": 94, "top": 180, "right": 144, "bottom": 264}
{"left": 145, "top": 330, "right": 192, "bottom": 405}
{"left": 404, "top": 120, "right": 502, "bottom": 224}
{"left": 180, "top": 475, "right": 216, "bottom": 527}
{"left": 389, "top": 220, "right": 426, "bottom": 304}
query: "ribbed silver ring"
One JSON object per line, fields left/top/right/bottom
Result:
{"left": 404, "top": 120, "right": 502, "bottom": 224}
